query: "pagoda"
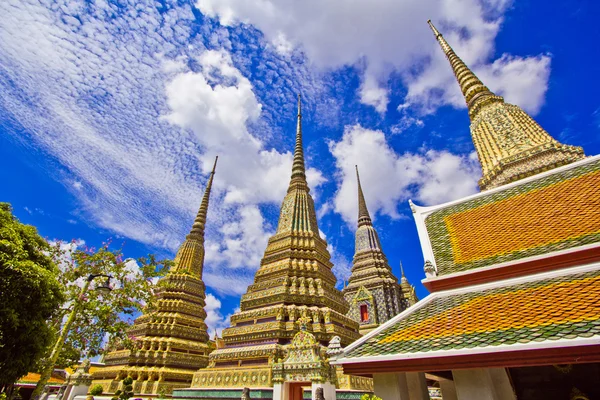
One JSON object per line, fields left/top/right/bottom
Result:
{"left": 427, "top": 20, "right": 584, "bottom": 190}
{"left": 335, "top": 22, "right": 600, "bottom": 400}
{"left": 343, "top": 166, "right": 417, "bottom": 334}
{"left": 185, "top": 96, "right": 369, "bottom": 397}
{"left": 92, "top": 158, "right": 218, "bottom": 395}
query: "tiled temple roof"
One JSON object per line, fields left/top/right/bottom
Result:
{"left": 412, "top": 155, "right": 600, "bottom": 280}
{"left": 338, "top": 265, "right": 600, "bottom": 361}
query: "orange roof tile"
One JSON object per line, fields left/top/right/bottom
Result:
{"left": 424, "top": 158, "right": 600, "bottom": 276}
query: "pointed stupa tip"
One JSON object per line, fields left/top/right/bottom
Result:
{"left": 211, "top": 155, "right": 218, "bottom": 174}
{"left": 426, "top": 19, "right": 494, "bottom": 114}
{"left": 400, "top": 261, "right": 409, "bottom": 283}
{"left": 189, "top": 156, "right": 218, "bottom": 238}
{"left": 427, "top": 19, "right": 441, "bottom": 37}
{"left": 290, "top": 94, "right": 307, "bottom": 183}
{"left": 355, "top": 165, "right": 372, "bottom": 227}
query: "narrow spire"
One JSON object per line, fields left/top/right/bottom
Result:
{"left": 400, "top": 261, "right": 408, "bottom": 283}
{"left": 189, "top": 156, "right": 218, "bottom": 239}
{"left": 290, "top": 94, "right": 307, "bottom": 185}
{"left": 427, "top": 20, "right": 496, "bottom": 118}
{"left": 355, "top": 165, "right": 372, "bottom": 227}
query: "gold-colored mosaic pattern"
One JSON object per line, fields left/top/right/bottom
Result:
{"left": 345, "top": 269, "right": 600, "bottom": 358}
{"left": 425, "top": 159, "right": 600, "bottom": 276}
{"left": 344, "top": 167, "right": 415, "bottom": 334}
{"left": 447, "top": 169, "right": 600, "bottom": 264}
{"left": 92, "top": 159, "right": 218, "bottom": 395}
{"left": 428, "top": 20, "right": 584, "bottom": 190}
{"left": 194, "top": 96, "right": 360, "bottom": 390}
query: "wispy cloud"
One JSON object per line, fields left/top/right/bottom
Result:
{"left": 0, "top": 0, "right": 330, "bottom": 295}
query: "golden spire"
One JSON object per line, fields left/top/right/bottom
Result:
{"left": 290, "top": 94, "right": 307, "bottom": 187}
{"left": 188, "top": 156, "right": 218, "bottom": 239}
{"left": 172, "top": 156, "right": 218, "bottom": 276}
{"left": 400, "top": 261, "right": 408, "bottom": 284}
{"left": 427, "top": 20, "right": 497, "bottom": 118}
{"left": 276, "top": 94, "right": 320, "bottom": 234}
{"left": 427, "top": 20, "right": 585, "bottom": 190}
{"left": 355, "top": 165, "right": 372, "bottom": 227}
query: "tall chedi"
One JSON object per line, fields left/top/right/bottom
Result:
{"left": 92, "top": 158, "right": 218, "bottom": 395}
{"left": 428, "top": 20, "right": 584, "bottom": 190}
{"left": 343, "top": 167, "right": 417, "bottom": 335}
{"left": 191, "top": 96, "right": 362, "bottom": 392}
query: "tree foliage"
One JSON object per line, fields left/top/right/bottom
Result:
{"left": 360, "top": 394, "right": 382, "bottom": 400}
{"left": 46, "top": 240, "right": 171, "bottom": 367}
{"left": 111, "top": 377, "right": 133, "bottom": 400}
{"left": 0, "top": 203, "right": 64, "bottom": 388}
{"left": 89, "top": 384, "right": 103, "bottom": 396}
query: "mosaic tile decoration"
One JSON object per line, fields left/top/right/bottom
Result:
{"left": 344, "top": 268, "right": 600, "bottom": 358}
{"left": 425, "top": 158, "right": 600, "bottom": 276}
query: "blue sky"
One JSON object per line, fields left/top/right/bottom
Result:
{"left": 1, "top": 0, "right": 599, "bottom": 334}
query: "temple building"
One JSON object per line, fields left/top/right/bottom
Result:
{"left": 91, "top": 158, "right": 218, "bottom": 395}
{"left": 427, "top": 20, "right": 584, "bottom": 190}
{"left": 343, "top": 166, "right": 417, "bottom": 334}
{"left": 334, "top": 21, "right": 599, "bottom": 400}
{"left": 173, "top": 97, "right": 372, "bottom": 400}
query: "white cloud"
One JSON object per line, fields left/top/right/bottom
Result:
{"left": 204, "top": 293, "right": 232, "bottom": 336}
{"left": 359, "top": 73, "right": 389, "bottom": 114}
{"left": 477, "top": 54, "right": 551, "bottom": 115}
{"left": 328, "top": 244, "right": 352, "bottom": 288}
{"left": 329, "top": 125, "right": 480, "bottom": 225}
{"left": 195, "top": 0, "right": 550, "bottom": 114}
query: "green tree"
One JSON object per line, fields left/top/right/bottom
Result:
{"left": 111, "top": 377, "right": 133, "bottom": 400}
{"left": 89, "top": 384, "right": 103, "bottom": 396}
{"left": 32, "top": 240, "right": 171, "bottom": 397}
{"left": 0, "top": 203, "right": 64, "bottom": 391}
{"left": 360, "top": 395, "right": 382, "bottom": 400}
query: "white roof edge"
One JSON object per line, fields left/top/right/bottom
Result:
{"left": 335, "top": 262, "right": 600, "bottom": 361}
{"left": 409, "top": 154, "right": 600, "bottom": 218}
{"left": 410, "top": 199, "right": 436, "bottom": 274}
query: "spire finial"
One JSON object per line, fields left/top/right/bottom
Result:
{"left": 289, "top": 94, "right": 307, "bottom": 186}
{"left": 400, "top": 261, "right": 405, "bottom": 277}
{"left": 427, "top": 20, "right": 496, "bottom": 117}
{"left": 427, "top": 19, "right": 441, "bottom": 38}
{"left": 355, "top": 165, "right": 372, "bottom": 227}
{"left": 189, "top": 156, "right": 218, "bottom": 238}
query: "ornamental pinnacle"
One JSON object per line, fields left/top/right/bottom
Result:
{"left": 428, "top": 20, "right": 584, "bottom": 190}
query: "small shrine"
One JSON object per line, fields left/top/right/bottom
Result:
{"left": 271, "top": 317, "right": 336, "bottom": 400}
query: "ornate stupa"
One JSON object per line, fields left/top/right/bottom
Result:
{"left": 428, "top": 20, "right": 584, "bottom": 190}
{"left": 189, "top": 96, "right": 365, "bottom": 392}
{"left": 343, "top": 166, "right": 417, "bottom": 335}
{"left": 399, "top": 262, "right": 418, "bottom": 306}
{"left": 92, "top": 158, "right": 218, "bottom": 395}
